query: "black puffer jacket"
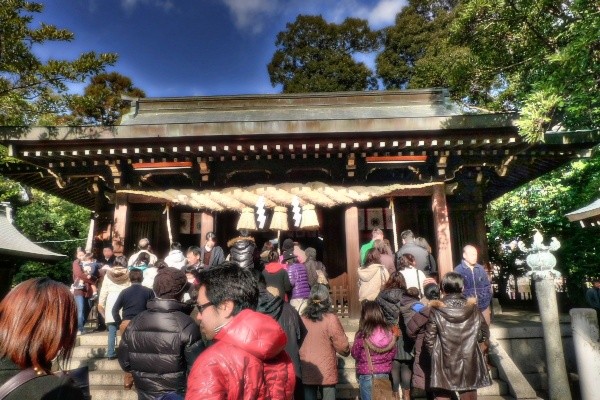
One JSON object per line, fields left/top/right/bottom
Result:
{"left": 376, "top": 287, "right": 404, "bottom": 324}
{"left": 425, "top": 294, "right": 491, "bottom": 391}
{"left": 118, "top": 299, "right": 204, "bottom": 400}
{"left": 376, "top": 287, "right": 415, "bottom": 360}
{"left": 227, "top": 236, "right": 256, "bottom": 269}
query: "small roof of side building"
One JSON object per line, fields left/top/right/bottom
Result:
{"left": 565, "top": 198, "right": 600, "bottom": 226}
{"left": 0, "top": 204, "right": 65, "bottom": 261}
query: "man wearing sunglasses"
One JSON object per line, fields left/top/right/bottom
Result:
{"left": 186, "top": 262, "right": 295, "bottom": 400}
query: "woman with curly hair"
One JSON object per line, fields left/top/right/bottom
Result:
{"left": 299, "top": 284, "right": 350, "bottom": 400}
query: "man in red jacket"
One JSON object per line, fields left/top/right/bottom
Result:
{"left": 186, "top": 262, "right": 295, "bottom": 400}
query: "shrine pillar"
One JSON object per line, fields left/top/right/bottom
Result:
{"left": 432, "top": 184, "right": 453, "bottom": 278}
{"left": 112, "top": 193, "right": 129, "bottom": 256}
{"left": 200, "top": 212, "right": 214, "bottom": 247}
{"left": 345, "top": 206, "right": 361, "bottom": 318}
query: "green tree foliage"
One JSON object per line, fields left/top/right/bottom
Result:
{"left": 11, "top": 189, "right": 89, "bottom": 284}
{"left": 0, "top": 0, "right": 117, "bottom": 125}
{"left": 376, "top": 0, "right": 499, "bottom": 107}
{"left": 268, "top": 15, "right": 381, "bottom": 93}
{"left": 454, "top": 0, "right": 600, "bottom": 141}
{"left": 68, "top": 72, "right": 146, "bottom": 126}
{"left": 487, "top": 156, "right": 600, "bottom": 304}
{"left": 377, "top": 0, "right": 599, "bottom": 142}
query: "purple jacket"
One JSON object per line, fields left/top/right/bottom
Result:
{"left": 288, "top": 262, "right": 311, "bottom": 300}
{"left": 351, "top": 326, "right": 397, "bottom": 375}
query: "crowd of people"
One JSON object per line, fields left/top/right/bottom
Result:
{"left": 0, "top": 227, "right": 494, "bottom": 400}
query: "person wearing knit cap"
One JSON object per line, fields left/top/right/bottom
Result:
{"left": 282, "top": 238, "right": 295, "bottom": 252}
{"left": 118, "top": 264, "right": 203, "bottom": 399}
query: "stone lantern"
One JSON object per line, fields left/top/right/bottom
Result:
{"left": 517, "top": 230, "right": 571, "bottom": 400}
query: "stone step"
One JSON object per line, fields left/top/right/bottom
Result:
{"left": 72, "top": 353, "right": 504, "bottom": 394}
{"left": 478, "top": 379, "right": 509, "bottom": 396}
{"left": 75, "top": 324, "right": 510, "bottom": 399}
{"left": 84, "top": 375, "right": 508, "bottom": 399}
{"left": 66, "top": 357, "right": 121, "bottom": 372}
{"left": 77, "top": 333, "right": 120, "bottom": 347}
{"left": 89, "top": 371, "right": 128, "bottom": 386}
{"left": 90, "top": 385, "right": 138, "bottom": 400}
{"left": 72, "top": 345, "right": 109, "bottom": 359}
{"left": 335, "top": 383, "right": 511, "bottom": 399}
{"left": 84, "top": 368, "right": 505, "bottom": 395}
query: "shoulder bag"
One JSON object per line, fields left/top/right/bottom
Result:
{"left": 0, "top": 366, "right": 90, "bottom": 400}
{"left": 366, "top": 346, "right": 397, "bottom": 400}
{"left": 0, "top": 368, "right": 42, "bottom": 400}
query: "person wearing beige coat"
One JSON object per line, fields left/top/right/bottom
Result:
{"left": 358, "top": 248, "right": 390, "bottom": 302}
{"left": 300, "top": 284, "right": 350, "bottom": 400}
{"left": 98, "top": 256, "right": 131, "bottom": 359}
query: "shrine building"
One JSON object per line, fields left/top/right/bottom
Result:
{"left": 1, "top": 89, "right": 598, "bottom": 316}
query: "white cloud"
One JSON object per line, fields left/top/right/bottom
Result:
{"left": 278, "top": 0, "right": 406, "bottom": 27}
{"left": 220, "top": 0, "right": 278, "bottom": 34}
{"left": 218, "top": 0, "right": 406, "bottom": 35}
{"left": 120, "top": 0, "right": 175, "bottom": 13}
{"left": 367, "top": 0, "right": 406, "bottom": 28}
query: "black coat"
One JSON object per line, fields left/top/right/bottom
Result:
{"left": 376, "top": 287, "right": 404, "bottom": 324}
{"left": 376, "top": 288, "right": 419, "bottom": 360}
{"left": 227, "top": 236, "right": 256, "bottom": 269}
{"left": 118, "top": 299, "right": 204, "bottom": 400}
{"left": 425, "top": 294, "right": 491, "bottom": 391}
{"left": 257, "top": 290, "right": 306, "bottom": 378}
{"left": 0, "top": 359, "right": 84, "bottom": 400}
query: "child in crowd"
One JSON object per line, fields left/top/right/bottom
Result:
{"left": 81, "top": 253, "right": 99, "bottom": 300}
{"left": 401, "top": 287, "right": 425, "bottom": 323}
{"left": 351, "top": 301, "right": 397, "bottom": 400}
{"left": 407, "top": 282, "right": 441, "bottom": 399}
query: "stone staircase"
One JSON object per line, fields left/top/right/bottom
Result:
{"left": 67, "top": 322, "right": 515, "bottom": 400}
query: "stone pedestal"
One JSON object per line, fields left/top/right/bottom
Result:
{"left": 570, "top": 308, "right": 600, "bottom": 400}
{"left": 535, "top": 276, "right": 572, "bottom": 400}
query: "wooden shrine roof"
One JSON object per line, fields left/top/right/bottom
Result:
{"left": 566, "top": 198, "right": 600, "bottom": 226}
{"left": 0, "top": 89, "right": 598, "bottom": 210}
{"left": 0, "top": 205, "right": 65, "bottom": 261}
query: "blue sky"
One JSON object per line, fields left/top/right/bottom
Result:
{"left": 36, "top": 0, "right": 406, "bottom": 97}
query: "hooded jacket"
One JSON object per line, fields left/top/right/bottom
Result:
{"left": 165, "top": 249, "right": 187, "bottom": 270}
{"left": 186, "top": 309, "right": 295, "bottom": 400}
{"left": 425, "top": 294, "right": 491, "bottom": 391}
{"left": 118, "top": 299, "right": 204, "bottom": 400}
{"left": 227, "top": 236, "right": 256, "bottom": 269}
{"left": 351, "top": 326, "right": 397, "bottom": 375}
{"left": 98, "top": 266, "right": 130, "bottom": 324}
{"left": 358, "top": 263, "right": 389, "bottom": 301}
{"left": 262, "top": 262, "right": 291, "bottom": 299}
{"left": 257, "top": 290, "right": 305, "bottom": 378}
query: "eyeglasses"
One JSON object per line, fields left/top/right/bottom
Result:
{"left": 195, "top": 301, "right": 214, "bottom": 314}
